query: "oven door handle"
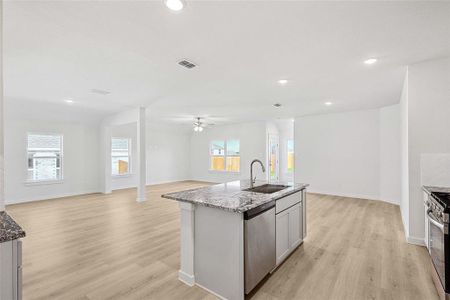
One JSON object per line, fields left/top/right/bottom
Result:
{"left": 427, "top": 210, "right": 445, "bottom": 233}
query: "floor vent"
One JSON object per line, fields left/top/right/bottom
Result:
{"left": 178, "top": 60, "right": 197, "bottom": 69}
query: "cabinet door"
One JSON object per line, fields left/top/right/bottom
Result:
{"left": 289, "top": 204, "right": 302, "bottom": 249}
{"left": 276, "top": 210, "right": 290, "bottom": 265}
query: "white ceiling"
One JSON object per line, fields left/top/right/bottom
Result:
{"left": 4, "top": 1, "right": 450, "bottom": 126}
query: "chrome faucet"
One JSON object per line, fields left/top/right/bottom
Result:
{"left": 250, "top": 159, "right": 266, "bottom": 188}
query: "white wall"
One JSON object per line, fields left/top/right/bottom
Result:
{"left": 4, "top": 101, "right": 101, "bottom": 204}
{"left": 295, "top": 106, "right": 401, "bottom": 204}
{"left": 420, "top": 153, "right": 450, "bottom": 187}
{"left": 110, "top": 123, "right": 191, "bottom": 190}
{"left": 379, "top": 105, "right": 401, "bottom": 204}
{"left": 190, "top": 122, "right": 266, "bottom": 183}
{"left": 146, "top": 127, "right": 191, "bottom": 185}
{"left": 4, "top": 100, "right": 192, "bottom": 202}
{"left": 402, "top": 57, "right": 450, "bottom": 242}
{"left": 295, "top": 109, "right": 381, "bottom": 200}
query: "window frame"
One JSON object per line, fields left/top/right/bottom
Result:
{"left": 111, "top": 137, "right": 132, "bottom": 177}
{"left": 209, "top": 139, "right": 241, "bottom": 173}
{"left": 25, "top": 132, "right": 64, "bottom": 185}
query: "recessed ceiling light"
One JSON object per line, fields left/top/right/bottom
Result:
{"left": 324, "top": 101, "right": 333, "bottom": 106}
{"left": 278, "top": 79, "right": 288, "bottom": 85}
{"left": 273, "top": 103, "right": 282, "bottom": 108}
{"left": 164, "top": 0, "right": 184, "bottom": 11}
{"left": 64, "top": 99, "right": 74, "bottom": 104}
{"left": 364, "top": 58, "right": 377, "bottom": 65}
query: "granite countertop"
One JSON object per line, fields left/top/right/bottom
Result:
{"left": 162, "top": 180, "right": 309, "bottom": 213}
{"left": 423, "top": 186, "right": 450, "bottom": 194}
{"left": 0, "top": 211, "right": 26, "bottom": 243}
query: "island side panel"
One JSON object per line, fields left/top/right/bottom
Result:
{"left": 194, "top": 205, "right": 244, "bottom": 300}
{"left": 178, "top": 202, "right": 195, "bottom": 286}
{"left": 302, "top": 189, "right": 307, "bottom": 239}
{"left": 0, "top": 241, "right": 13, "bottom": 300}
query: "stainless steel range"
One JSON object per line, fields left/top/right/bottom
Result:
{"left": 426, "top": 192, "right": 450, "bottom": 299}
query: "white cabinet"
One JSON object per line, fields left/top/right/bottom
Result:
{"left": 276, "top": 193, "right": 300, "bottom": 213}
{"left": 276, "top": 209, "right": 290, "bottom": 265}
{"left": 275, "top": 192, "right": 304, "bottom": 266}
{"left": 289, "top": 204, "right": 302, "bottom": 249}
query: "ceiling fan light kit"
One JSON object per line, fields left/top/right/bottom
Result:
{"left": 193, "top": 117, "right": 204, "bottom": 132}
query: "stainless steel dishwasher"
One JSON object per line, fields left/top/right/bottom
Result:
{"left": 244, "top": 200, "right": 276, "bottom": 294}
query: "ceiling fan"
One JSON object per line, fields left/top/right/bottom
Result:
{"left": 193, "top": 117, "right": 215, "bottom": 132}
{"left": 193, "top": 117, "right": 204, "bottom": 132}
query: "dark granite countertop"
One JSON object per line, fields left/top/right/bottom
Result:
{"left": 423, "top": 186, "right": 450, "bottom": 194}
{"left": 162, "top": 180, "right": 309, "bottom": 213}
{"left": 0, "top": 211, "right": 26, "bottom": 243}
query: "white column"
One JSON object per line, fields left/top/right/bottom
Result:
{"left": 0, "top": 0, "right": 4, "bottom": 211}
{"left": 136, "top": 107, "right": 146, "bottom": 202}
{"left": 100, "top": 124, "right": 112, "bottom": 194}
{"left": 178, "top": 202, "right": 195, "bottom": 286}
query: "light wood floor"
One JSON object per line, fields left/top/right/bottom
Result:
{"left": 6, "top": 181, "right": 438, "bottom": 300}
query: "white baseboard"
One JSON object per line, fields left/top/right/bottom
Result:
{"left": 148, "top": 179, "right": 193, "bottom": 185}
{"left": 379, "top": 197, "right": 401, "bottom": 205}
{"left": 7, "top": 180, "right": 192, "bottom": 205}
{"left": 178, "top": 270, "right": 195, "bottom": 286}
{"left": 406, "top": 235, "right": 425, "bottom": 246}
{"left": 307, "top": 189, "right": 384, "bottom": 203}
{"left": 111, "top": 179, "right": 191, "bottom": 191}
{"left": 5, "top": 189, "right": 101, "bottom": 205}
{"left": 307, "top": 190, "right": 400, "bottom": 206}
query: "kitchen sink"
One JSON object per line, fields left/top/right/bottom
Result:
{"left": 245, "top": 184, "right": 289, "bottom": 194}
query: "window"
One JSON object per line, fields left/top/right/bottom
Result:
{"left": 210, "top": 140, "right": 225, "bottom": 171}
{"left": 112, "top": 138, "right": 131, "bottom": 176}
{"left": 27, "top": 134, "right": 63, "bottom": 182}
{"left": 287, "top": 140, "right": 294, "bottom": 172}
{"left": 210, "top": 140, "right": 240, "bottom": 172}
{"left": 226, "top": 140, "right": 240, "bottom": 172}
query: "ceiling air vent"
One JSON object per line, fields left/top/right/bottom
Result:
{"left": 178, "top": 59, "right": 197, "bottom": 69}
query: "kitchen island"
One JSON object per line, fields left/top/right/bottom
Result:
{"left": 162, "top": 180, "right": 308, "bottom": 300}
